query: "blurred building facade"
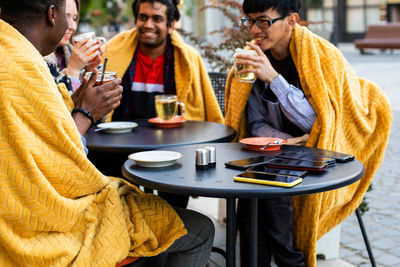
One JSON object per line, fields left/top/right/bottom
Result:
{"left": 305, "top": 0, "right": 399, "bottom": 42}
{"left": 179, "top": 0, "right": 399, "bottom": 44}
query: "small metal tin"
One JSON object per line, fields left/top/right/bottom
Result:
{"left": 204, "top": 146, "right": 216, "bottom": 168}
{"left": 195, "top": 148, "right": 208, "bottom": 170}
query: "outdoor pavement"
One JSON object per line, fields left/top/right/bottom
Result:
{"left": 188, "top": 43, "right": 400, "bottom": 266}
{"left": 338, "top": 44, "right": 400, "bottom": 267}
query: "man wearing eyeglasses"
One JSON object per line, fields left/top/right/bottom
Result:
{"left": 225, "top": 0, "right": 392, "bottom": 267}
{"left": 230, "top": 1, "right": 311, "bottom": 266}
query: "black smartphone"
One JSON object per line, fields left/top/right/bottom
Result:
{"left": 234, "top": 171, "right": 302, "bottom": 187}
{"left": 276, "top": 151, "right": 336, "bottom": 165}
{"left": 311, "top": 149, "right": 355, "bottom": 163}
{"left": 225, "top": 156, "right": 273, "bottom": 170}
{"left": 265, "top": 158, "right": 329, "bottom": 171}
{"left": 247, "top": 165, "right": 308, "bottom": 178}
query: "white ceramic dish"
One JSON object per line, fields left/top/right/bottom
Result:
{"left": 128, "top": 151, "right": 183, "bottom": 168}
{"left": 96, "top": 121, "right": 138, "bottom": 134}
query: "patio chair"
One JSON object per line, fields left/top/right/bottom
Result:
{"left": 355, "top": 207, "right": 376, "bottom": 267}
{"left": 208, "top": 72, "right": 229, "bottom": 263}
{"left": 208, "top": 72, "right": 227, "bottom": 115}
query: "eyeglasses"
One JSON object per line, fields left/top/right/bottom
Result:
{"left": 241, "top": 16, "right": 287, "bottom": 29}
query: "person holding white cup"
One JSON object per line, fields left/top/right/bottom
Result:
{"left": 73, "top": 31, "right": 107, "bottom": 59}
{"left": 44, "top": 0, "right": 103, "bottom": 92}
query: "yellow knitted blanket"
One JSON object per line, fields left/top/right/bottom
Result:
{"left": 103, "top": 29, "right": 224, "bottom": 123}
{"left": 225, "top": 24, "right": 392, "bottom": 266}
{"left": 0, "top": 20, "right": 186, "bottom": 267}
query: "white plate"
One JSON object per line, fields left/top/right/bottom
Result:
{"left": 128, "top": 151, "right": 183, "bottom": 168}
{"left": 96, "top": 121, "right": 138, "bottom": 134}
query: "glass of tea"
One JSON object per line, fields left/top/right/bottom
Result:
{"left": 154, "top": 95, "right": 185, "bottom": 121}
{"left": 234, "top": 48, "right": 258, "bottom": 83}
{"left": 73, "top": 32, "right": 107, "bottom": 55}
{"left": 85, "top": 71, "right": 117, "bottom": 86}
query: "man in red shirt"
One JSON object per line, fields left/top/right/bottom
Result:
{"left": 98, "top": 0, "right": 224, "bottom": 208}
{"left": 105, "top": 0, "right": 223, "bottom": 122}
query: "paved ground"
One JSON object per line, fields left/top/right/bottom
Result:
{"left": 189, "top": 44, "right": 400, "bottom": 266}
{"left": 338, "top": 45, "right": 400, "bottom": 267}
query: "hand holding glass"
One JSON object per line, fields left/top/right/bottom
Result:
{"left": 85, "top": 71, "right": 117, "bottom": 86}
{"left": 155, "top": 95, "right": 185, "bottom": 121}
{"left": 73, "top": 32, "right": 107, "bottom": 55}
{"left": 234, "top": 48, "right": 258, "bottom": 83}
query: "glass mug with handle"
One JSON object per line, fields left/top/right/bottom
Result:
{"left": 155, "top": 95, "right": 185, "bottom": 121}
{"left": 234, "top": 48, "right": 258, "bottom": 83}
{"left": 73, "top": 31, "right": 107, "bottom": 55}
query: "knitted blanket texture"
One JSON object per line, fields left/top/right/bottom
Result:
{"left": 0, "top": 19, "right": 186, "bottom": 267}
{"left": 224, "top": 24, "right": 392, "bottom": 266}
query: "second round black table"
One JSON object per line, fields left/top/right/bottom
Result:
{"left": 85, "top": 119, "right": 236, "bottom": 153}
{"left": 86, "top": 119, "right": 236, "bottom": 177}
{"left": 122, "top": 143, "right": 365, "bottom": 267}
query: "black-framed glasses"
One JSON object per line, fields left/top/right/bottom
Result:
{"left": 241, "top": 16, "right": 286, "bottom": 29}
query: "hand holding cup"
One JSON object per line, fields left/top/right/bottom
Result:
{"left": 73, "top": 32, "right": 107, "bottom": 54}
{"left": 235, "top": 42, "right": 279, "bottom": 84}
{"left": 70, "top": 32, "right": 107, "bottom": 73}
{"left": 72, "top": 69, "right": 122, "bottom": 122}
{"left": 68, "top": 39, "right": 101, "bottom": 74}
{"left": 234, "top": 48, "right": 258, "bottom": 83}
{"left": 84, "top": 71, "right": 117, "bottom": 86}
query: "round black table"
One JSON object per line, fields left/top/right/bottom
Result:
{"left": 122, "top": 143, "right": 365, "bottom": 267}
{"left": 85, "top": 119, "right": 236, "bottom": 153}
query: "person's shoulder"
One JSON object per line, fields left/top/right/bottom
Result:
{"left": 44, "top": 52, "right": 57, "bottom": 65}
{"left": 295, "top": 27, "right": 344, "bottom": 64}
{"left": 171, "top": 31, "right": 201, "bottom": 58}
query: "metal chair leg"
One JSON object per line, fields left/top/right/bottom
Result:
{"left": 355, "top": 208, "right": 377, "bottom": 267}
{"left": 211, "top": 246, "right": 227, "bottom": 259}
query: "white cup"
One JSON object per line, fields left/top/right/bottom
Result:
{"left": 73, "top": 32, "right": 107, "bottom": 54}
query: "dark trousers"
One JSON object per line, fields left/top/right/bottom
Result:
{"left": 88, "top": 151, "right": 128, "bottom": 177}
{"left": 237, "top": 197, "right": 305, "bottom": 267}
{"left": 127, "top": 207, "right": 215, "bottom": 267}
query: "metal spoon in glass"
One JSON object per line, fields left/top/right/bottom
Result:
{"left": 260, "top": 140, "right": 282, "bottom": 150}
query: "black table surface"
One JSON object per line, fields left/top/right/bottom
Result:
{"left": 85, "top": 120, "right": 236, "bottom": 153}
{"left": 122, "top": 143, "right": 365, "bottom": 198}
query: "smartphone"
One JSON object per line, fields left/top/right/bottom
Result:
{"left": 265, "top": 158, "right": 329, "bottom": 171}
{"left": 247, "top": 165, "right": 308, "bottom": 178}
{"left": 225, "top": 156, "right": 273, "bottom": 170}
{"left": 234, "top": 171, "right": 302, "bottom": 187}
{"left": 276, "top": 151, "right": 336, "bottom": 165}
{"left": 311, "top": 149, "right": 355, "bottom": 163}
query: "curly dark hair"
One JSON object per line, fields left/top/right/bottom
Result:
{"left": 132, "top": 0, "right": 180, "bottom": 27}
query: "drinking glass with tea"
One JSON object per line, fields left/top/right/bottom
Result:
{"left": 154, "top": 95, "right": 185, "bottom": 121}
{"left": 85, "top": 71, "right": 117, "bottom": 86}
{"left": 73, "top": 32, "right": 107, "bottom": 55}
{"left": 234, "top": 48, "right": 258, "bottom": 83}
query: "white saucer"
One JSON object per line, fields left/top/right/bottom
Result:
{"left": 128, "top": 151, "right": 183, "bottom": 168}
{"left": 96, "top": 121, "right": 138, "bottom": 134}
